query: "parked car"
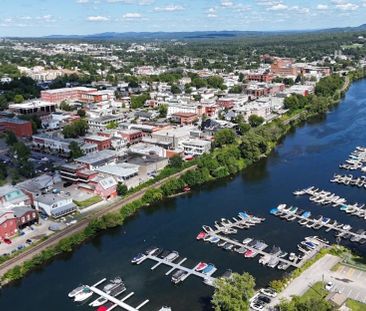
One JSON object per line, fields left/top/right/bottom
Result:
{"left": 325, "top": 282, "right": 334, "bottom": 291}
{"left": 260, "top": 288, "right": 277, "bottom": 298}
{"left": 26, "top": 239, "right": 33, "bottom": 244}
{"left": 3, "top": 238, "right": 12, "bottom": 244}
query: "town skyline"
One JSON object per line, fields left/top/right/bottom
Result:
{"left": 1, "top": 0, "right": 366, "bottom": 37}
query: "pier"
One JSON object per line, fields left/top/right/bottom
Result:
{"left": 271, "top": 205, "right": 366, "bottom": 244}
{"left": 136, "top": 254, "right": 217, "bottom": 285}
{"left": 331, "top": 174, "right": 366, "bottom": 189}
{"left": 85, "top": 278, "right": 149, "bottom": 311}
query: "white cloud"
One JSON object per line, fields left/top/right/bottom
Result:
{"left": 331, "top": 0, "right": 359, "bottom": 11}
{"left": 106, "top": 0, "right": 153, "bottom": 4}
{"left": 76, "top": 0, "right": 89, "bottom": 3}
{"left": 87, "top": 15, "right": 109, "bottom": 21}
{"left": 122, "top": 12, "right": 142, "bottom": 20}
{"left": 267, "top": 3, "right": 288, "bottom": 10}
{"left": 317, "top": 4, "right": 328, "bottom": 10}
{"left": 221, "top": 0, "right": 234, "bottom": 7}
{"left": 154, "top": 4, "right": 184, "bottom": 12}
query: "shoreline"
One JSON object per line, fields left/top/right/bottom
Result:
{"left": 0, "top": 71, "right": 364, "bottom": 285}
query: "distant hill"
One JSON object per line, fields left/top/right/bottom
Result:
{"left": 15, "top": 24, "right": 366, "bottom": 41}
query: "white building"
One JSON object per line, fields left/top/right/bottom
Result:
{"left": 35, "top": 193, "right": 77, "bottom": 218}
{"left": 96, "top": 163, "right": 139, "bottom": 182}
{"left": 179, "top": 139, "right": 211, "bottom": 156}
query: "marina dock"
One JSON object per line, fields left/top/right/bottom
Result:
{"left": 85, "top": 278, "right": 149, "bottom": 311}
{"left": 271, "top": 204, "right": 366, "bottom": 244}
{"left": 331, "top": 174, "right": 366, "bottom": 189}
{"left": 136, "top": 254, "right": 217, "bottom": 285}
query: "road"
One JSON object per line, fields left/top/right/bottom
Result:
{"left": 0, "top": 165, "right": 196, "bottom": 281}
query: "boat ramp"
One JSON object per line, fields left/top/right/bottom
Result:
{"left": 270, "top": 204, "right": 366, "bottom": 244}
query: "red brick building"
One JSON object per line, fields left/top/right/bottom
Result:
{"left": 217, "top": 99, "right": 234, "bottom": 109}
{"left": 120, "top": 129, "right": 143, "bottom": 144}
{"left": 271, "top": 58, "right": 298, "bottom": 76}
{"left": 13, "top": 207, "right": 39, "bottom": 229}
{"left": 0, "top": 118, "right": 33, "bottom": 137}
{"left": 0, "top": 210, "right": 18, "bottom": 238}
{"left": 41, "top": 87, "right": 97, "bottom": 103}
{"left": 84, "top": 135, "right": 112, "bottom": 151}
{"left": 247, "top": 72, "right": 273, "bottom": 83}
{"left": 171, "top": 112, "right": 198, "bottom": 125}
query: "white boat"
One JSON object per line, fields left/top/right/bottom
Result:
{"left": 165, "top": 251, "right": 179, "bottom": 262}
{"left": 68, "top": 285, "right": 86, "bottom": 298}
{"left": 74, "top": 286, "right": 93, "bottom": 302}
{"left": 159, "top": 307, "right": 172, "bottom": 311}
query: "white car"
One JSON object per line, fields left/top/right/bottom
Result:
{"left": 250, "top": 301, "right": 264, "bottom": 311}
{"left": 325, "top": 282, "right": 334, "bottom": 291}
{"left": 260, "top": 288, "right": 277, "bottom": 298}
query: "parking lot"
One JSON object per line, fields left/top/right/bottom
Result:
{"left": 0, "top": 219, "right": 57, "bottom": 256}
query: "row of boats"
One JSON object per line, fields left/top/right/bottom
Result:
{"left": 331, "top": 174, "right": 366, "bottom": 188}
{"left": 68, "top": 277, "right": 126, "bottom": 309}
{"left": 339, "top": 146, "right": 366, "bottom": 172}
{"left": 131, "top": 246, "right": 217, "bottom": 285}
{"left": 295, "top": 186, "right": 366, "bottom": 219}
{"left": 271, "top": 204, "right": 366, "bottom": 244}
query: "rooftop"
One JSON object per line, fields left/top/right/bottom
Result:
{"left": 96, "top": 162, "right": 139, "bottom": 178}
{"left": 75, "top": 149, "right": 117, "bottom": 165}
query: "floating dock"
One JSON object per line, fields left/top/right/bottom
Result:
{"left": 271, "top": 204, "right": 366, "bottom": 244}
{"left": 136, "top": 254, "right": 217, "bottom": 286}
{"left": 85, "top": 278, "right": 149, "bottom": 311}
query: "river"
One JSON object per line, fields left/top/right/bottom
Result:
{"left": 1, "top": 79, "right": 366, "bottom": 310}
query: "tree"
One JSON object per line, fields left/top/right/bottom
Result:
{"left": 59, "top": 100, "right": 73, "bottom": 111}
{"left": 117, "top": 182, "right": 128, "bottom": 196}
{"left": 131, "top": 93, "right": 150, "bottom": 109}
{"left": 77, "top": 109, "right": 86, "bottom": 118}
{"left": 106, "top": 121, "right": 118, "bottom": 129}
{"left": 4, "top": 130, "right": 18, "bottom": 146}
{"left": 229, "top": 85, "right": 242, "bottom": 94}
{"left": 248, "top": 114, "right": 265, "bottom": 127}
{"left": 212, "top": 272, "right": 255, "bottom": 311}
{"left": 170, "top": 84, "right": 180, "bottom": 94}
{"left": 14, "top": 94, "right": 24, "bottom": 103}
{"left": 69, "top": 141, "right": 84, "bottom": 159}
{"left": 169, "top": 155, "right": 183, "bottom": 168}
{"left": 158, "top": 104, "right": 168, "bottom": 118}
{"left": 63, "top": 119, "right": 88, "bottom": 138}
{"left": 214, "top": 129, "right": 236, "bottom": 147}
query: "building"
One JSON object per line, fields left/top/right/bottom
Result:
{"left": 171, "top": 112, "right": 198, "bottom": 125}
{"left": 127, "top": 153, "right": 169, "bottom": 177}
{"left": 75, "top": 149, "right": 118, "bottom": 170}
{"left": 217, "top": 98, "right": 234, "bottom": 109}
{"left": 92, "top": 176, "right": 118, "bottom": 200}
{"left": 247, "top": 71, "right": 273, "bottom": 83}
{"left": 271, "top": 58, "right": 298, "bottom": 76}
{"left": 13, "top": 206, "right": 39, "bottom": 229}
{"left": 35, "top": 193, "right": 77, "bottom": 218}
{"left": 96, "top": 163, "right": 139, "bottom": 183}
{"left": 88, "top": 115, "right": 125, "bottom": 131}
{"left": 0, "top": 210, "right": 18, "bottom": 238}
{"left": 151, "top": 126, "right": 193, "bottom": 149}
{"left": 9, "top": 100, "right": 57, "bottom": 116}
{"left": 0, "top": 185, "right": 31, "bottom": 209}
{"left": 84, "top": 135, "right": 111, "bottom": 151}
{"left": 80, "top": 90, "right": 114, "bottom": 103}
{"left": 0, "top": 118, "right": 33, "bottom": 137}
{"left": 167, "top": 103, "right": 197, "bottom": 117}
{"left": 40, "top": 87, "right": 97, "bottom": 103}
{"left": 179, "top": 139, "right": 211, "bottom": 156}
{"left": 120, "top": 129, "right": 143, "bottom": 144}
{"left": 59, "top": 163, "right": 98, "bottom": 183}
{"left": 129, "top": 143, "right": 166, "bottom": 158}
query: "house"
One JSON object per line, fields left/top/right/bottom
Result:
{"left": 35, "top": 193, "right": 77, "bottom": 218}
{"left": 0, "top": 210, "right": 18, "bottom": 238}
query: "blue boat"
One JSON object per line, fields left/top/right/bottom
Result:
{"left": 270, "top": 208, "right": 279, "bottom": 215}
{"left": 202, "top": 263, "right": 216, "bottom": 275}
{"left": 301, "top": 211, "right": 311, "bottom": 218}
{"left": 239, "top": 212, "right": 249, "bottom": 219}
{"left": 131, "top": 253, "right": 146, "bottom": 264}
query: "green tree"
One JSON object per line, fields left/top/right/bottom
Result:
{"left": 131, "top": 93, "right": 150, "bottom": 109}
{"left": 106, "top": 121, "right": 118, "bottom": 129}
{"left": 169, "top": 155, "right": 183, "bottom": 168}
{"left": 63, "top": 119, "right": 88, "bottom": 138}
{"left": 59, "top": 100, "right": 73, "bottom": 111}
{"left": 170, "top": 84, "right": 180, "bottom": 94}
{"left": 14, "top": 94, "right": 24, "bottom": 103}
{"left": 158, "top": 104, "right": 168, "bottom": 118}
{"left": 214, "top": 129, "right": 236, "bottom": 147}
{"left": 248, "top": 114, "right": 265, "bottom": 127}
{"left": 117, "top": 182, "right": 128, "bottom": 196}
{"left": 69, "top": 141, "right": 84, "bottom": 159}
{"left": 77, "top": 109, "right": 86, "bottom": 118}
{"left": 212, "top": 272, "right": 255, "bottom": 311}
{"left": 4, "top": 130, "right": 18, "bottom": 146}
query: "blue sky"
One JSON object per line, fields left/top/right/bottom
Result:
{"left": 0, "top": 0, "right": 366, "bottom": 36}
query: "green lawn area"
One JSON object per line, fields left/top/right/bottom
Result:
{"left": 302, "top": 282, "right": 328, "bottom": 301}
{"left": 74, "top": 195, "right": 102, "bottom": 208}
{"left": 346, "top": 299, "right": 366, "bottom": 311}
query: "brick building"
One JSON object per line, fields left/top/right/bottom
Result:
{"left": 84, "top": 135, "right": 112, "bottom": 151}
{"left": 120, "top": 129, "right": 143, "bottom": 144}
{"left": 271, "top": 58, "right": 298, "bottom": 76}
{"left": 0, "top": 118, "right": 33, "bottom": 137}
{"left": 0, "top": 210, "right": 18, "bottom": 238}
{"left": 171, "top": 112, "right": 198, "bottom": 125}
{"left": 41, "top": 87, "right": 97, "bottom": 103}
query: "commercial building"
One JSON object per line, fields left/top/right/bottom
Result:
{"left": 171, "top": 112, "right": 199, "bottom": 125}
{"left": 35, "top": 193, "right": 77, "bottom": 218}
{"left": 40, "top": 87, "right": 97, "bottom": 103}
{"left": 247, "top": 71, "right": 273, "bottom": 83}
{"left": 84, "top": 135, "right": 111, "bottom": 151}
{"left": 179, "top": 139, "right": 211, "bottom": 156}
{"left": 88, "top": 115, "right": 125, "bottom": 131}
{"left": 120, "top": 129, "right": 144, "bottom": 144}
{"left": 151, "top": 126, "right": 193, "bottom": 149}
{"left": 75, "top": 149, "right": 118, "bottom": 170}
{"left": 9, "top": 100, "right": 57, "bottom": 116}
{"left": 0, "top": 185, "right": 31, "bottom": 209}
{"left": 0, "top": 118, "right": 33, "bottom": 137}
{"left": 271, "top": 58, "right": 298, "bottom": 76}
{"left": 0, "top": 210, "right": 18, "bottom": 238}
{"left": 13, "top": 206, "right": 39, "bottom": 229}
{"left": 96, "top": 163, "right": 139, "bottom": 182}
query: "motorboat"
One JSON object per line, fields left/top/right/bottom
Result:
{"left": 223, "top": 243, "right": 234, "bottom": 251}
{"left": 74, "top": 286, "right": 93, "bottom": 302}
{"left": 103, "top": 277, "right": 123, "bottom": 292}
{"left": 158, "top": 307, "right": 172, "bottom": 311}
{"left": 234, "top": 246, "right": 247, "bottom": 254}
{"left": 68, "top": 285, "right": 86, "bottom": 298}
{"left": 259, "top": 255, "right": 271, "bottom": 265}
{"left": 195, "top": 262, "right": 208, "bottom": 272}
{"left": 343, "top": 224, "right": 352, "bottom": 231}
{"left": 293, "top": 189, "right": 305, "bottom": 196}
{"left": 171, "top": 270, "right": 187, "bottom": 284}
{"left": 131, "top": 253, "right": 146, "bottom": 264}
{"left": 202, "top": 263, "right": 216, "bottom": 275}
{"left": 196, "top": 232, "right": 207, "bottom": 240}
{"left": 267, "top": 257, "right": 279, "bottom": 268}
{"left": 159, "top": 250, "right": 172, "bottom": 259}
{"left": 288, "top": 253, "right": 297, "bottom": 261}
{"left": 151, "top": 248, "right": 163, "bottom": 257}
{"left": 244, "top": 249, "right": 257, "bottom": 258}
{"left": 203, "top": 234, "right": 212, "bottom": 242}
{"left": 202, "top": 225, "right": 213, "bottom": 233}
{"left": 90, "top": 281, "right": 126, "bottom": 307}
{"left": 145, "top": 246, "right": 159, "bottom": 255}
{"left": 165, "top": 251, "right": 179, "bottom": 262}
{"left": 209, "top": 236, "right": 220, "bottom": 244}
{"left": 218, "top": 241, "right": 227, "bottom": 247}
{"left": 242, "top": 238, "right": 253, "bottom": 245}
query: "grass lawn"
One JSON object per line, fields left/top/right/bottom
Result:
{"left": 74, "top": 195, "right": 102, "bottom": 209}
{"left": 346, "top": 299, "right": 366, "bottom": 311}
{"left": 302, "top": 282, "right": 328, "bottom": 300}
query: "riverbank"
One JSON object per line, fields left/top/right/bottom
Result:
{"left": 0, "top": 72, "right": 364, "bottom": 285}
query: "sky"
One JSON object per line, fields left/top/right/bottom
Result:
{"left": 0, "top": 0, "right": 366, "bottom": 37}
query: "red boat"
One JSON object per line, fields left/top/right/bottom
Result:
{"left": 196, "top": 232, "right": 207, "bottom": 240}
{"left": 183, "top": 186, "right": 191, "bottom": 192}
{"left": 97, "top": 307, "right": 108, "bottom": 311}
{"left": 195, "top": 262, "right": 208, "bottom": 272}
{"left": 244, "top": 249, "right": 256, "bottom": 258}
